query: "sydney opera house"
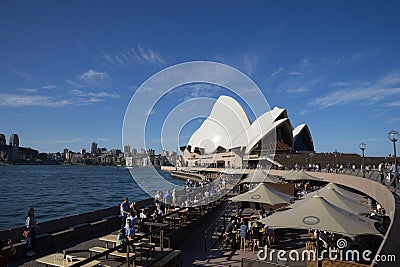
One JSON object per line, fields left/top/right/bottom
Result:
{"left": 180, "top": 95, "right": 314, "bottom": 168}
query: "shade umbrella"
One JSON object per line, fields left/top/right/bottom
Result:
{"left": 281, "top": 170, "right": 296, "bottom": 180}
{"left": 229, "top": 183, "right": 294, "bottom": 206}
{"left": 259, "top": 195, "right": 379, "bottom": 236}
{"left": 283, "top": 170, "right": 321, "bottom": 181}
{"left": 323, "top": 183, "right": 364, "bottom": 201}
{"left": 240, "top": 169, "right": 281, "bottom": 184}
{"left": 294, "top": 188, "right": 372, "bottom": 214}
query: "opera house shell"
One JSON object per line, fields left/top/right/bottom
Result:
{"left": 181, "top": 95, "right": 314, "bottom": 168}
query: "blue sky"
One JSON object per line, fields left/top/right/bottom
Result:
{"left": 1, "top": 0, "right": 399, "bottom": 156}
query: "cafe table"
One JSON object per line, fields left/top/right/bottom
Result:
{"left": 36, "top": 253, "right": 103, "bottom": 267}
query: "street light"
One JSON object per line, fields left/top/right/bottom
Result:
{"left": 388, "top": 130, "right": 399, "bottom": 175}
{"left": 359, "top": 143, "right": 366, "bottom": 178}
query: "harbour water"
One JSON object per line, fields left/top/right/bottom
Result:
{"left": 0, "top": 165, "right": 184, "bottom": 231}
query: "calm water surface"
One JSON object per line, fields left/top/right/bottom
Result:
{"left": 0, "top": 165, "right": 183, "bottom": 230}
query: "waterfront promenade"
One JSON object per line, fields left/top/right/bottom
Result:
{"left": 4, "top": 168, "right": 399, "bottom": 267}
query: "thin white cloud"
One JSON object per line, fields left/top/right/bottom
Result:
{"left": 137, "top": 45, "right": 167, "bottom": 67}
{"left": 298, "top": 110, "right": 308, "bottom": 115}
{"left": 311, "top": 87, "right": 400, "bottom": 108}
{"left": 330, "top": 80, "right": 371, "bottom": 87}
{"left": 352, "top": 51, "right": 364, "bottom": 60}
{"left": 242, "top": 53, "right": 258, "bottom": 75}
{"left": 330, "top": 81, "right": 352, "bottom": 87}
{"left": 271, "top": 67, "right": 284, "bottom": 77}
{"left": 285, "top": 87, "right": 311, "bottom": 94}
{"left": 0, "top": 94, "right": 70, "bottom": 108}
{"left": 66, "top": 79, "right": 85, "bottom": 88}
{"left": 101, "top": 45, "right": 167, "bottom": 67}
{"left": 42, "top": 84, "right": 57, "bottom": 90}
{"left": 0, "top": 87, "right": 119, "bottom": 108}
{"left": 301, "top": 58, "right": 310, "bottom": 66}
{"left": 386, "top": 101, "right": 400, "bottom": 107}
{"left": 69, "top": 89, "right": 119, "bottom": 99}
{"left": 68, "top": 89, "right": 119, "bottom": 105}
{"left": 287, "top": 71, "right": 302, "bottom": 76}
{"left": 79, "top": 69, "right": 109, "bottom": 85}
{"left": 378, "top": 71, "right": 400, "bottom": 86}
{"left": 8, "top": 66, "right": 31, "bottom": 81}
{"left": 96, "top": 137, "right": 110, "bottom": 142}
{"left": 310, "top": 71, "right": 400, "bottom": 108}
{"left": 386, "top": 117, "right": 400, "bottom": 124}
{"left": 278, "top": 76, "right": 323, "bottom": 95}
{"left": 56, "top": 138, "right": 85, "bottom": 143}
{"left": 17, "top": 88, "right": 39, "bottom": 93}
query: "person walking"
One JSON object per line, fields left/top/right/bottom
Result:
{"left": 120, "top": 197, "right": 130, "bottom": 227}
{"left": 25, "top": 208, "right": 39, "bottom": 256}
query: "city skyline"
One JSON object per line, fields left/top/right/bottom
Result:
{"left": 1, "top": 1, "right": 400, "bottom": 156}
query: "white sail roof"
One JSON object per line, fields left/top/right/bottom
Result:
{"left": 186, "top": 95, "right": 311, "bottom": 154}
{"left": 187, "top": 96, "right": 250, "bottom": 153}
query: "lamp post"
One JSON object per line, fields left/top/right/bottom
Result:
{"left": 388, "top": 130, "right": 399, "bottom": 176}
{"left": 286, "top": 153, "right": 291, "bottom": 170}
{"left": 359, "top": 143, "right": 366, "bottom": 178}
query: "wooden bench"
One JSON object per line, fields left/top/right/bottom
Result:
{"left": 89, "top": 246, "right": 136, "bottom": 260}
{"left": 152, "top": 235, "right": 171, "bottom": 248}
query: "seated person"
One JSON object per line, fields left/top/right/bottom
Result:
{"left": 154, "top": 205, "right": 164, "bottom": 217}
{"left": 126, "top": 211, "right": 137, "bottom": 224}
{"left": 116, "top": 228, "right": 133, "bottom": 252}
{"left": 124, "top": 219, "right": 136, "bottom": 239}
{"left": 139, "top": 208, "right": 148, "bottom": 220}
{"left": 0, "top": 239, "right": 16, "bottom": 266}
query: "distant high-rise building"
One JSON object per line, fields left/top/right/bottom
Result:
{"left": 81, "top": 148, "right": 86, "bottom": 155}
{"left": 132, "top": 148, "right": 137, "bottom": 156}
{"left": 90, "top": 142, "right": 98, "bottom": 155}
{"left": 147, "top": 149, "right": 155, "bottom": 156}
{"left": 0, "top": 134, "right": 6, "bottom": 145}
{"left": 124, "top": 144, "right": 131, "bottom": 157}
{"left": 63, "top": 148, "right": 69, "bottom": 160}
{"left": 9, "top": 134, "right": 19, "bottom": 147}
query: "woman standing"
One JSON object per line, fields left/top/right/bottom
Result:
{"left": 25, "top": 208, "right": 39, "bottom": 256}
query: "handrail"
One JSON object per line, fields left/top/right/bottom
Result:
{"left": 71, "top": 223, "right": 168, "bottom": 266}
{"left": 203, "top": 199, "right": 236, "bottom": 251}
{"left": 71, "top": 199, "right": 222, "bottom": 266}
{"left": 310, "top": 168, "right": 399, "bottom": 193}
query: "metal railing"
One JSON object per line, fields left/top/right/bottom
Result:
{"left": 71, "top": 223, "right": 168, "bottom": 267}
{"left": 309, "top": 168, "right": 400, "bottom": 193}
{"left": 203, "top": 200, "right": 237, "bottom": 251}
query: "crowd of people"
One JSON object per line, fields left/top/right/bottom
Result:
{"left": 224, "top": 212, "right": 277, "bottom": 251}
